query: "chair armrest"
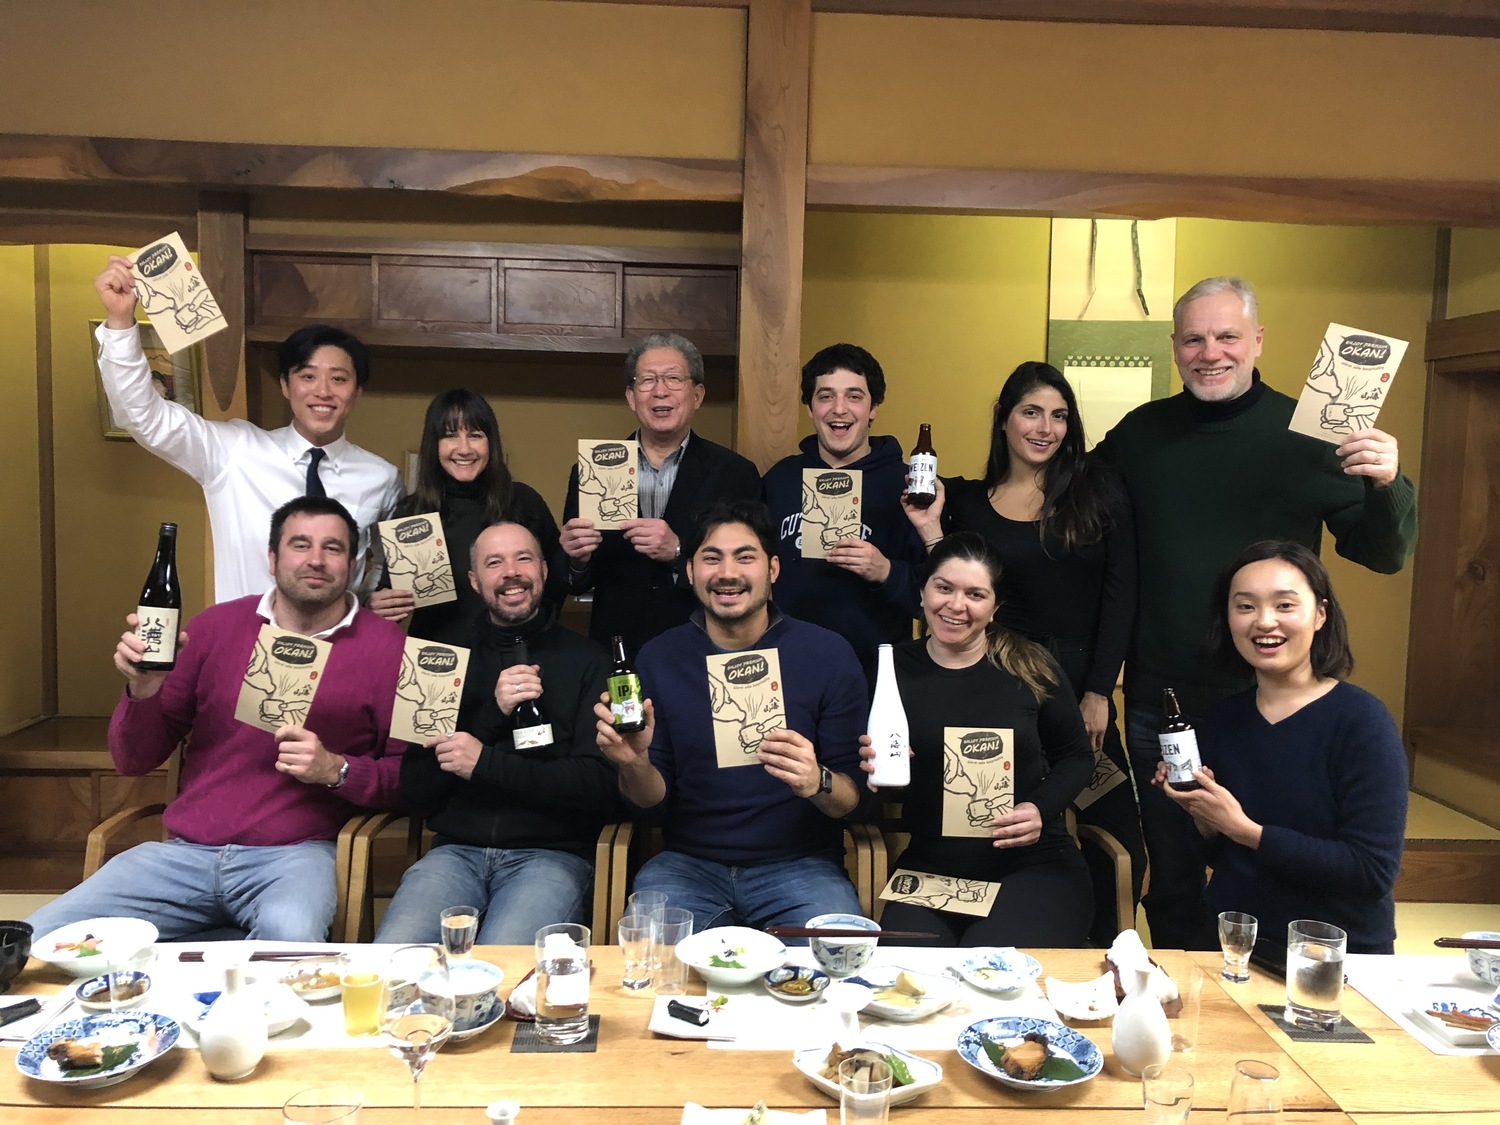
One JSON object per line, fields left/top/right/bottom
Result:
{"left": 603, "top": 820, "right": 636, "bottom": 936}
{"left": 1075, "top": 822, "right": 1134, "bottom": 936}
{"left": 83, "top": 804, "right": 168, "bottom": 879}
{"left": 345, "top": 811, "right": 417, "bottom": 942}
{"left": 592, "top": 822, "right": 624, "bottom": 939}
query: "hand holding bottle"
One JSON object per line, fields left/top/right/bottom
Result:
{"left": 114, "top": 613, "right": 188, "bottom": 700}
{"left": 494, "top": 662, "right": 544, "bottom": 717}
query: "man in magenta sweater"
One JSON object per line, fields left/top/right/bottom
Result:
{"left": 26, "top": 497, "right": 408, "bottom": 942}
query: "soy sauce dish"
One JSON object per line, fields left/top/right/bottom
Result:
{"left": 763, "top": 965, "right": 829, "bottom": 1003}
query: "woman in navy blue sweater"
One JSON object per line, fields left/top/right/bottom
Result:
{"left": 1154, "top": 540, "right": 1407, "bottom": 954}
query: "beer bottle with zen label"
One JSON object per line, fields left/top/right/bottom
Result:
{"left": 906, "top": 423, "right": 938, "bottom": 509}
{"left": 510, "top": 639, "right": 554, "bottom": 750}
{"left": 136, "top": 522, "right": 181, "bottom": 672}
{"left": 1158, "top": 687, "right": 1203, "bottom": 791}
{"left": 608, "top": 635, "right": 645, "bottom": 733}
{"left": 867, "top": 643, "right": 911, "bottom": 787}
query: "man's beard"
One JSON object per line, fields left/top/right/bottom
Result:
{"left": 486, "top": 582, "right": 542, "bottom": 626}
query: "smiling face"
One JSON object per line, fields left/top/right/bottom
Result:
{"left": 280, "top": 344, "right": 362, "bottom": 446}
{"left": 1172, "top": 290, "right": 1264, "bottom": 403}
{"left": 1002, "top": 385, "right": 1069, "bottom": 474}
{"left": 922, "top": 557, "right": 997, "bottom": 654}
{"left": 807, "top": 368, "right": 877, "bottom": 467}
{"left": 438, "top": 423, "right": 490, "bottom": 483}
{"left": 269, "top": 512, "right": 353, "bottom": 612}
{"left": 687, "top": 521, "right": 779, "bottom": 631}
{"left": 1227, "top": 558, "right": 1327, "bottom": 680}
{"left": 470, "top": 522, "right": 547, "bottom": 627}
{"left": 625, "top": 345, "right": 706, "bottom": 445}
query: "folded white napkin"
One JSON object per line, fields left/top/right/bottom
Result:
{"left": 506, "top": 972, "right": 537, "bottom": 1018}
{"left": 681, "top": 1105, "right": 826, "bottom": 1124}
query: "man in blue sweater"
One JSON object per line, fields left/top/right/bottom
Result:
{"left": 594, "top": 500, "right": 868, "bottom": 931}
{"left": 762, "top": 344, "right": 926, "bottom": 686}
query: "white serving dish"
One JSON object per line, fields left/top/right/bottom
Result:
{"left": 1043, "top": 973, "right": 1119, "bottom": 1022}
{"left": 31, "top": 918, "right": 158, "bottom": 979}
{"left": 854, "top": 966, "right": 956, "bottom": 1023}
{"left": 954, "top": 948, "right": 1043, "bottom": 993}
{"left": 676, "top": 927, "right": 787, "bottom": 988}
{"left": 793, "top": 1041, "right": 943, "bottom": 1106}
{"left": 1411, "top": 991, "right": 1500, "bottom": 1047}
{"left": 278, "top": 956, "right": 344, "bottom": 1003}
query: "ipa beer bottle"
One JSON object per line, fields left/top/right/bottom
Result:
{"left": 608, "top": 635, "right": 645, "bottom": 733}
{"left": 510, "top": 639, "right": 554, "bottom": 750}
{"left": 867, "top": 643, "right": 911, "bottom": 787}
{"left": 906, "top": 423, "right": 938, "bottom": 509}
{"left": 1158, "top": 687, "right": 1203, "bottom": 791}
{"left": 136, "top": 522, "right": 181, "bottom": 672}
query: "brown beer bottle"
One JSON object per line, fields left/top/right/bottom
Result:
{"left": 608, "top": 635, "right": 646, "bottom": 733}
{"left": 1158, "top": 688, "right": 1203, "bottom": 791}
{"left": 907, "top": 423, "right": 938, "bottom": 509}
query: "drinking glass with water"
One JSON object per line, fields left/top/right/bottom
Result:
{"left": 1285, "top": 919, "right": 1346, "bottom": 1031}
{"left": 534, "top": 922, "right": 591, "bottom": 1044}
{"left": 440, "top": 905, "right": 478, "bottom": 960}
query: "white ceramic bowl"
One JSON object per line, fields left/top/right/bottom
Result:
{"left": 676, "top": 927, "right": 787, "bottom": 988}
{"left": 278, "top": 957, "right": 344, "bottom": 1003}
{"left": 448, "top": 959, "right": 505, "bottom": 1033}
{"left": 1462, "top": 932, "right": 1500, "bottom": 986}
{"left": 31, "top": 918, "right": 158, "bottom": 979}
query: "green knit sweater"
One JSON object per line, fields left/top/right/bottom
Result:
{"left": 1093, "top": 373, "right": 1417, "bottom": 715}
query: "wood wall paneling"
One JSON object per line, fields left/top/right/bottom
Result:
{"left": 253, "top": 255, "right": 375, "bottom": 324}
{"left": 500, "top": 261, "right": 623, "bottom": 336}
{"left": 0, "top": 210, "right": 196, "bottom": 250}
{"left": 33, "top": 247, "right": 56, "bottom": 716}
{"left": 375, "top": 256, "right": 497, "bottom": 333}
{"left": 737, "top": 0, "right": 813, "bottom": 471}
{"left": 196, "top": 193, "right": 248, "bottom": 417}
{"left": 623, "top": 267, "right": 738, "bottom": 336}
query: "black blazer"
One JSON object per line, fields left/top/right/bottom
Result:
{"left": 561, "top": 431, "right": 763, "bottom": 656}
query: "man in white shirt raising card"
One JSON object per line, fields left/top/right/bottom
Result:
{"left": 94, "top": 255, "right": 402, "bottom": 602}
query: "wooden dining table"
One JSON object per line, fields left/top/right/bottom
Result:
{"left": 0, "top": 945, "right": 1494, "bottom": 1124}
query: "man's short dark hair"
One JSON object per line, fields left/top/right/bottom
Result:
{"left": 269, "top": 495, "right": 360, "bottom": 555}
{"left": 278, "top": 325, "right": 371, "bottom": 388}
{"left": 800, "top": 343, "right": 886, "bottom": 407}
{"left": 683, "top": 499, "right": 778, "bottom": 562}
{"left": 624, "top": 333, "right": 705, "bottom": 388}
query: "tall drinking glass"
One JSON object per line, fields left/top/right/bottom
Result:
{"left": 338, "top": 953, "right": 386, "bottom": 1038}
{"left": 440, "top": 905, "right": 478, "bottom": 960}
{"left": 106, "top": 945, "right": 154, "bottom": 1013}
{"left": 617, "top": 914, "right": 655, "bottom": 992}
{"left": 1218, "top": 911, "right": 1257, "bottom": 983}
{"left": 1227, "top": 1059, "right": 1281, "bottom": 1124}
{"left": 1284, "top": 919, "right": 1346, "bottom": 1031}
{"left": 838, "top": 1055, "right": 892, "bottom": 1125}
{"left": 383, "top": 945, "right": 454, "bottom": 1112}
{"left": 629, "top": 890, "right": 668, "bottom": 971}
{"left": 535, "top": 922, "right": 591, "bottom": 1044}
{"left": 653, "top": 907, "right": 693, "bottom": 996}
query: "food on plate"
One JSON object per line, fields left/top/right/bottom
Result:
{"left": 82, "top": 977, "right": 146, "bottom": 1004}
{"left": 52, "top": 935, "right": 103, "bottom": 958}
{"left": 739, "top": 1102, "right": 768, "bottom": 1125}
{"left": 773, "top": 976, "right": 814, "bottom": 995}
{"left": 47, "top": 1038, "right": 105, "bottom": 1069}
{"left": 283, "top": 966, "right": 340, "bottom": 994}
{"left": 709, "top": 947, "right": 746, "bottom": 969}
{"left": 894, "top": 970, "right": 926, "bottom": 997}
{"left": 1424, "top": 1007, "right": 1499, "bottom": 1031}
{"left": 980, "top": 1032, "right": 1086, "bottom": 1083}
{"left": 818, "top": 1044, "right": 913, "bottom": 1088}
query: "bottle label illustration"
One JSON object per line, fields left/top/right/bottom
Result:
{"left": 135, "top": 606, "right": 181, "bottom": 666}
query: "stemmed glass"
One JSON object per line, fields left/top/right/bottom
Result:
{"left": 383, "top": 945, "right": 455, "bottom": 1112}
{"left": 1218, "top": 911, "right": 1258, "bottom": 983}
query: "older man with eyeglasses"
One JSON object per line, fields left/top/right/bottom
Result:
{"left": 559, "top": 333, "right": 763, "bottom": 657}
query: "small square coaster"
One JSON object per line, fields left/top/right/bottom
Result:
{"left": 1257, "top": 1003, "right": 1374, "bottom": 1043}
{"left": 510, "top": 1014, "right": 600, "bottom": 1053}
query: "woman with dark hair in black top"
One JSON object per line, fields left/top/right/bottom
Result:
{"left": 859, "top": 532, "right": 1094, "bottom": 947}
{"left": 904, "top": 362, "right": 1142, "bottom": 938}
{"left": 369, "top": 389, "right": 561, "bottom": 646}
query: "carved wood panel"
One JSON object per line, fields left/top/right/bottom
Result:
{"left": 254, "top": 255, "right": 373, "bottom": 323}
{"left": 375, "top": 255, "right": 497, "bottom": 332}
{"left": 624, "top": 267, "right": 737, "bottom": 335}
{"left": 500, "top": 261, "right": 622, "bottom": 336}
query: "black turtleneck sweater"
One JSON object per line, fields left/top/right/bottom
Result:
{"left": 1092, "top": 372, "right": 1417, "bottom": 715}
{"left": 398, "top": 605, "right": 622, "bottom": 857}
{"left": 387, "top": 478, "right": 562, "bottom": 649}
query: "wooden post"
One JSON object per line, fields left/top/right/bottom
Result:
{"left": 737, "top": 0, "right": 811, "bottom": 472}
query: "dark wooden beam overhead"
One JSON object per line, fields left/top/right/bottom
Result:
{"left": 737, "top": 0, "right": 813, "bottom": 472}
{"left": 583, "top": 0, "right": 1500, "bottom": 37}
{"left": 0, "top": 210, "right": 196, "bottom": 249}
{"left": 0, "top": 134, "right": 742, "bottom": 204}
{"left": 807, "top": 165, "right": 1500, "bottom": 226}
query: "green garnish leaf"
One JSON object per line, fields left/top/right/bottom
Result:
{"left": 60, "top": 1043, "right": 139, "bottom": 1077}
{"left": 1037, "top": 1053, "right": 1086, "bottom": 1082}
{"left": 980, "top": 1036, "right": 1007, "bottom": 1070}
{"left": 708, "top": 954, "right": 745, "bottom": 969}
{"left": 76, "top": 947, "right": 103, "bottom": 957}
{"left": 884, "top": 1052, "right": 913, "bottom": 1087}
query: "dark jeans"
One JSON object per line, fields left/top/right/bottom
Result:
{"left": 1124, "top": 701, "right": 1217, "bottom": 950}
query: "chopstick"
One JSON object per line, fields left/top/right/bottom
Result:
{"left": 1433, "top": 937, "right": 1500, "bottom": 950}
{"left": 764, "top": 926, "right": 939, "bottom": 940}
{"left": 176, "top": 950, "right": 332, "bottom": 963}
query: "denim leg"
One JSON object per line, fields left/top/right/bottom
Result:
{"left": 479, "top": 850, "right": 593, "bottom": 945}
{"left": 24, "top": 841, "right": 225, "bottom": 940}
{"left": 733, "top": 851, "right": 861, "bottom": 935}
{"left": 1125, "top": 702, "right": 1214, "bottom": 950}
{"left": 376, "top": 845, "right": 490, "bottom": 944}
{"left": 220, "top": 841, "right": 337, "bottom": 942}
{"left": 633, "top": 852, "right": 737, "bottom": 934}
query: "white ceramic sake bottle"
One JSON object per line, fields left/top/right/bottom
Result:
{"left": 199, "top": 964, "right": 267, "bottom": 1081}
{"left": 1111, "top": 964, "right": 1171, "bottom": 1077}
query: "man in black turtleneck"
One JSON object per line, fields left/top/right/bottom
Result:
{"left": 1092, "top": 275, "right": 1417, "bottom": 949}
{"left": 376, "top": 521, "right": 621, "bottom": 944}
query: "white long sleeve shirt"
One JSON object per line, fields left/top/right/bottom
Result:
{"left": 95, "top": 323, "right": 402, "bottom": 603}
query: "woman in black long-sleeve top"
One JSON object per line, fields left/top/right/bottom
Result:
{"left": 904, "top": 362, "right": 1143, "bottom": 937}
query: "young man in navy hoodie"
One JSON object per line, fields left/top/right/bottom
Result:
{"left": 761, "top": 344, "right": 927, "bottom": 686}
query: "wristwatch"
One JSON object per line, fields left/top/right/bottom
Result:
{"left": 815, "top": 765, "right": 834, "bottom": 797}
{"left": 325, "top": 757, "right": 350, "bottom": 790}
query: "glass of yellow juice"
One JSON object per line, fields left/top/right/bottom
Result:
{"left": 339, "top": 955, "right": 387, "bottom": 1038}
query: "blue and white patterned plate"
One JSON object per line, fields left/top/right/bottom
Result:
{"left": 188, "top": 985, "right": 308, "bottom": 1038}
{"left": 1413, "top": 995, "right": 1500, "bottom": 1047}
{"left": 956, "top": 1015, "right": 1103, "bottom": 1090}
{"left": 763, "top": 965, "right": 830, "bottom": 1003}
{"left": 954, "top": 948, "right": 1043, "bottom": 993}
{"left": 16, "top": 1011, "right": 179, "bottom": 1089}
{"left": 1488, "top": 1021, "right": 1500, "bottom": 1051}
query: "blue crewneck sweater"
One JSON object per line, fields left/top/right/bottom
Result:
{"left": 635, "top": 608, "right": 868, "bottom": 866}
{"left": 1198, "top": 681, "right": 1407, "bottom": 954}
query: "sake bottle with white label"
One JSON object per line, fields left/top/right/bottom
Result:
{"left": 136, "top": 522, "right": 181, "bottom": 672}
{"left": 867, "top": 643, "right": 910, "bottom": 787}
{"left": 511, "top": 639, "right": 554, "bottom": 750}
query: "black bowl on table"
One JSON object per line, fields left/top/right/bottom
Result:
{"left": 0, "top": 921, "right": 34, "bottom": 993}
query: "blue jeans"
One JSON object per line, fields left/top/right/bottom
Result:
{"left": 375, "top": 844, "right": 592, "bottom": 945}
{"left": 25, "top": 839, "right": 337, "bottom": 942}
{"left": 635, "top": 849, "right": 860, "bottom": 941}
{"left": 1124, "top": 702, "right": 1215, "bottom": 950}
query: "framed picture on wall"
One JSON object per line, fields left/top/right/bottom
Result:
{"left": 90, "top": 319, "right": 203, "bottom": 440}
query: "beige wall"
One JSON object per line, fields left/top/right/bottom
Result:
{"left": 1449, "top": 228, "right": 1500, "bottom": 318}
{"left": 0, "top": 247, "right": 44, "bottom": 733}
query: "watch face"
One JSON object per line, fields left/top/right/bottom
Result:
{"left": 818, "top": 766, "right": 833, "bottom": 795}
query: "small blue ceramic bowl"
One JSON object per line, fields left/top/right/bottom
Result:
{"left": 75, "top": 971, "right": 151, "bottom": 1012}
{"left": 763, "top": 964, "right": 830, "bottom": 1003}
{"left": 806, "top": 914, "right": 879, "bottom": 978}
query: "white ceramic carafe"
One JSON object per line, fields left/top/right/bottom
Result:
{"left": 1111, "top": 964, "right": 1171, "bottom": 1077}
{"left": 199, "top": 964, "right": 267, "bottom": 1081}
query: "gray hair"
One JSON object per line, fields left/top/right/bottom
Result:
{"left": 1173, "top": 276, "right": 1259, "bottom": 331}
{"left": 624, "top": 333, "right": 705, "bottom": 388}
